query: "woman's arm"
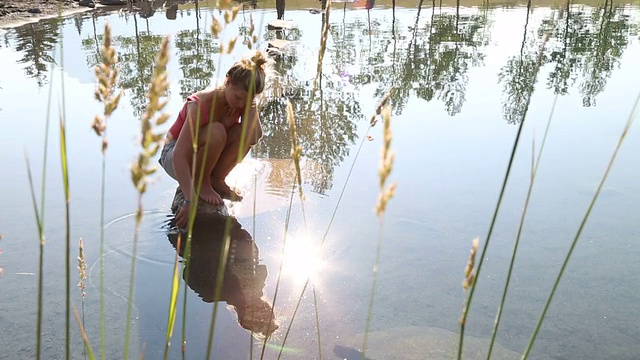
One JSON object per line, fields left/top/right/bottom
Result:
{"left": 172, "top": 101, "right": 201, "bottom": 201}
{"left": 242, "top": 105, "right": 263, "bottom": 145}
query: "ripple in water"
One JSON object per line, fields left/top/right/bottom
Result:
{"left": 85, "top": 210, "right": 178, "bottom": 308}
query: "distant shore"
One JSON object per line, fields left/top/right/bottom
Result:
{"left": 1, "top": 0, "right": 632, "bottom": 31}
{"left": 0, "top": 0, "right": 116, "bottom": 30}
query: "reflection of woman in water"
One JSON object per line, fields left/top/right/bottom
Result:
{"left": 166, "top": 214, "right": 279, "bottom": 339}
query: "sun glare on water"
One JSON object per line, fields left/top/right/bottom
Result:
{"left": 279, "top": 234, "right": 326, "bottom": 287}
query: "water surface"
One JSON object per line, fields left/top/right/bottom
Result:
{"left": 0, "top": 0, "right": 639, "bottom": 359}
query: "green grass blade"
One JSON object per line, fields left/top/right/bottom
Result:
{"left": 457, "top": 19, "right": 548, "bottom": 359}
{"left": 486, "top": 95, "right": 558, "bottom": 359}
{"left": 206, "top": 220, "right": 233, "bottom": 360}
{"left": 275, "top": 90, "right": 394, "bottom": 356}
{"left": 312, "top": 287, "right": 323, "bottom": 360}
{"left": 361, "top": 221, "right": 386, "bottom": 360}
{"left": 250, "top": 138, "right": 260, "bottom": 360}
{"left": 123, "top": 200, "right": 143, "bottom": 360}
{"left": 73, "top": 305, "right": 96, "bottom": 360}
{"left": 179, "top": 226, "right": 194, "bottom": 360}
{"left": 312, "top": 0, "right": 332, "bottom": 97}
{"left": 24, "top": 151, "right": 45, "bottom": 360}
{"left": 58, "top": 18, "right": 71, "bottom": 356}
{"left": 363, "top": 105, "right": 396, "bottom": 360}
{"left": 163, "top": 233, "right": 183, "bottom": 360}
{"left": 40, "top": 36, "right": 56, "bottom": 235}
{"left": 276, "top": 279, "right": 309, "bottom": 360}
{"left": 265, "top": 185, "right": 296, "bottom": 360}
{"left": 99, "top": 148, "right": 107, "bottom": 360}
{"left": 59, "top": 112, "right": 71, "bottom": 360}
{"left": 521, "top": 91, "right": 639, "bottom": 359}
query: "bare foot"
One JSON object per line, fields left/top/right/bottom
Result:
{"left": 200, "top": 184, "right": 224, "bottom": 205}
{"left": 212, "top": 179, "right": 243, "bottom": 201}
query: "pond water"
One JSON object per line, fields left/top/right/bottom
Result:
{"left": 1, "top": 0, "right": 639, "bottom": 359}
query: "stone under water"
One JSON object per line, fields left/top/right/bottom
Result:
{"left": 337, "top": 326, "right": 521, "bottom": 360}
{"left": 267, "top": 19, "right": 296, "bottom": 30}
{"left": 170, "top": 187, "right": 229, "bottom": 220}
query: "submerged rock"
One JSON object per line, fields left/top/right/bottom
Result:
{"left": 340, "top": 326, "right": 521, "bottom": 360}
{"left": 267, "top": 19, "right": 296, "bottom": 30}
{"left": 170, "top": 188, "right": 229, "bottom": 220}
{"left": 100, "top": 0, "right": 128, "bottom": 5}
{"left": 78, "top": 0, "right": 96, "bottom": 8}
{"left": 266, "top": 38, "right": 291, "bottom": 59}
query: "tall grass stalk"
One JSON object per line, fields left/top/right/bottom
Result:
{"left": 30, "top": 29, "right": 59, "bottom": 360}
{"left": 202, "top": 7, "right": 270, "bottom": 357}
{"left": 60, "top": 110, "right": 71, "bottom": 360}
{"left": 274, "top": 91, "right": 394, "bottom": 357}
{"left": 521, "top": 91, "right": 639, "bottom": 359}
{"left": 456, "top": 29, "right": 550, "bottom": 360}
{"left": 250, "top": 182, "right": 258, "bottom": 360}
{"left": 268, "top": 183, "right": 296, "bottom": 360}
{"left": 250, "top": 24, "right": 262, "bottom": 355}
{"left": 362, "top": 105, "right": 396, "bottom": 360}
{"left": 205, "top": 222, "right": 232, "bottom": 359}
{"left": 205, "top": 72, "right": 245, "bottom": 355}
{"left": 313, "top": 0, "right": 332, "bottom": 97}
{"left": 285, "top": 99, "right": 322, "bottom": 358}
{"left": 263, "top": 104, "right": 301, "bottom": 360}
{"left": 175, "top": 8, "right": 230, "bottom": 357}
{"left": 57, "top": 18, "right": 71, "bottom": 358}
{"left": 273, "top": 101, "right": 323, "bottom": 360}
{"left": 92, "top": 22, "right": 122, "bottom": 360}
{"left": 125, "top": 35, "right": 171, "bottom": 360}
{"left": 77, "top": 238, "right": 88, "bottom": 360}
{"left": 73, "top": 305, "right": 96, "bottom": 360}
{"left": 177, "top": 85, "right": 204, "bottom": 360}
{"left": 185, "top": 6, "right": 257, "bottom": 358}
{"left": 24, "top": 152, "right": 46, "bottom": 360}
{"left": 486, "top": 95, "right": 558, "bottom": 359}
{"left": 163, "top": 233, "right": 182, "bottom": 360}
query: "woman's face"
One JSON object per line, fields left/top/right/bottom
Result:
{"left": 224, "top": 81, "right": 250, "bottom": 110}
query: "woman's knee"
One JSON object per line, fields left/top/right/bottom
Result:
{"left": 198, "top": 122, "right": 227, "bottom": 146}
{"left": 227, "top": 123, "right": 261, "bottom": 146}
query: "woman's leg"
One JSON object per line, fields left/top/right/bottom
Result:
{"left": 210, "top": 123, "right": 259, "bottom": 200}
{"left": 194, "top": 122, "right": 227, "bottom": 204}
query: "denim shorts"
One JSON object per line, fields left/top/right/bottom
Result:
{"left": 158, "top": 139, "right": 177, "bottom": 180}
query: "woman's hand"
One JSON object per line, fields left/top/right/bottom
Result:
{"left": 175, "top": 203, "right": 190, "bottom": 228}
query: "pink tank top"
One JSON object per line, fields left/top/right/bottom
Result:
{"left": 168, "top": 93, "right": 244, "bottom": 139}
{"left": 169, "top": 94, "right": 218, "bottom": 139}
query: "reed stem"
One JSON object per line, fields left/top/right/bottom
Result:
{"left": 521, "top": 91, "right": 639, "bottom": 359}
{"left": 486, "top": 95, "right": 558, "bottom": 359}
{"left": 57, "top": 20, "right": 71, "bottom": 359}
{"left": 456, "top": 24, "right": 549, "bottom": 359}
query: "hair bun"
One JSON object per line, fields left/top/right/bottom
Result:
{"left": 251, "top": 51, "right": 268, "bottom": 68}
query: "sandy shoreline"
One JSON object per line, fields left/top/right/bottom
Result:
{"left": 0, "top": 1, "right": 117, "bottom": 31}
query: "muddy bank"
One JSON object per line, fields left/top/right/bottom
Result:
{"left": 0, "top": 0, "right": 126, "bottom": 29}
{"left": 0, "top": 0, "right": 197, "bottom": 29}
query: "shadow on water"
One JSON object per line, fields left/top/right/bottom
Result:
{"left": 165, "top": 214, "right": 279, "bottom": 339}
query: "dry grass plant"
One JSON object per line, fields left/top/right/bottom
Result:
{"left": 125, "top": 34, "right": 171, "bottom": 360}
{"left": 91, "top": 22, "right": 122, "bottom": 360}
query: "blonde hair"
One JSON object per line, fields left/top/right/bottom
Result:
{"left": 226, "top": 51, "right": 272, "bottom": 95}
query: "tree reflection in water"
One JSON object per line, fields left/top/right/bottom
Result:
{"left": 10, "top": 18, "right": 62, "bottom": 87}
{"left": 257, "top": 14, "right": 362, "bottom": 196}
{"left": 343, "top": 3, "right": 493, "bottom": 116}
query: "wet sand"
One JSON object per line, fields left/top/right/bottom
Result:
{"left": 0, "top": 0, "right": 111, "bottom": 30}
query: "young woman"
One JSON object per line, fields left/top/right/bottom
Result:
{"left": 159, "top": 51, "right": 270, "bottom": 227}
